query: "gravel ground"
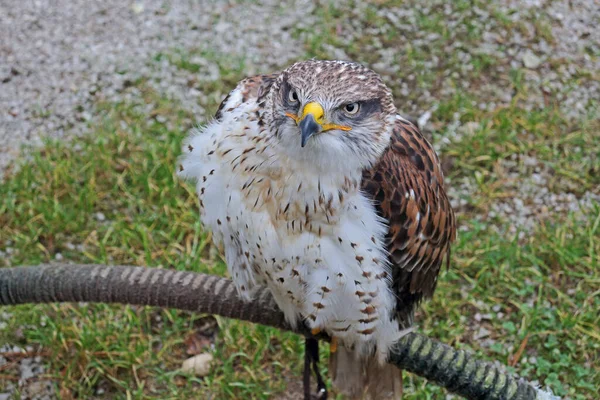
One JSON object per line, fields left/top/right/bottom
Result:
{"left": 0, "top": 0, "right": 315, "bottom": 175}
{"left": 350, "top": 0, "right": 599, "bottom": 120}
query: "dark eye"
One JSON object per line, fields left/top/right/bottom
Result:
{"left": 288, "top": 89, "right": 299, "bottom": 103}
{"left": 344, "top": 102, "right": 360, "bottom": 115}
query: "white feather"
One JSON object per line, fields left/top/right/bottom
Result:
{"left": 178, "top": 88, "right": 401, "bottom": 361}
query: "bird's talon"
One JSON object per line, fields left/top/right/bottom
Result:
{"left": 330, "top": 337, "right": 338, "bottom": 353}
{"left": 311, "top": 327, "right": 321, "bottom": 336}
{"left": 317, "top": 387, "right": 327, "bottom": 400}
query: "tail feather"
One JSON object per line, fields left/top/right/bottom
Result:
{"left": 329, "top": 345, "right": 403, "bottom": 400}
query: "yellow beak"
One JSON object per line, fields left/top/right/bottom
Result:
{"left": 285, "top": 102, "right": 351, "bottom": 147}
{"left": 301, "top": 102, "right": 325, "bottom": 124}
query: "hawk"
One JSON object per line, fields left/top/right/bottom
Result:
{"left": 178, "top": 60, "right": 456, "bottom": 399}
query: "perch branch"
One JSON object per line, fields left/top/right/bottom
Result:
{"left": 0, "top": 264, "right": 558, "bottom": 400}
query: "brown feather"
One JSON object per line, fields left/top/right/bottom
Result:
{"left": 361, "top": 116, "right": 456, "bottom": 326}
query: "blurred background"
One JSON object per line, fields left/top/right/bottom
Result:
{"left": 0, "top": 0, "right": 598, "bottom": 399}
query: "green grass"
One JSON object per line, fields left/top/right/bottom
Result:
{"left": 1, "top": 1, "right": 599, "bottom": 399}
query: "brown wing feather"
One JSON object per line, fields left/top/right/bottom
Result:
{"left": 362, "top": 117, "right": 456, "bottom": 326}
{"left": 214, "top": 73, "right": 278, "bottom": 120}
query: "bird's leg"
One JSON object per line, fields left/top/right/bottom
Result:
{"left": 310, "top": 342, "right": 327, "bottom": 399}
{"left": 305, "top": 337, "right": 327, "bottom": 400}
{"left": 303, "top": 338, "right": 312, "bottom": 400}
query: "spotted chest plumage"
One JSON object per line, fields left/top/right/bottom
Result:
{"left": 179, "top": 79, "right": 403, "bottom": 360}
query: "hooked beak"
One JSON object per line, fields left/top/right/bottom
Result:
{"left": 299, "top": 113, "right": 321, "bottom": 147}
{"left": 286, "top": 101, "right": 351, "bottom": 148}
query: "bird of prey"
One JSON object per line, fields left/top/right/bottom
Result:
{"left": 178, "top": 59, "right": 456, "bottom": 399}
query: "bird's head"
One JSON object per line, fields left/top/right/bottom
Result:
{"left": 265, "top": 60, "right": 397, "bottom": 173}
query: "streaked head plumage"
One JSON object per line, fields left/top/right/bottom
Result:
{"left": 264, "top": 60, "right": 397, "bottom": 172}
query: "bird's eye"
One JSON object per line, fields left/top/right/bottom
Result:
{"left": 288, "top": 89, "right": 299, "bottom": 103}
{"left": 344, "top": 102, "right": 360, "bottom": 115}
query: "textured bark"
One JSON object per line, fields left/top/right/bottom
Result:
{"left": 0, "top": 264, "right": 547, "bottom": 400}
